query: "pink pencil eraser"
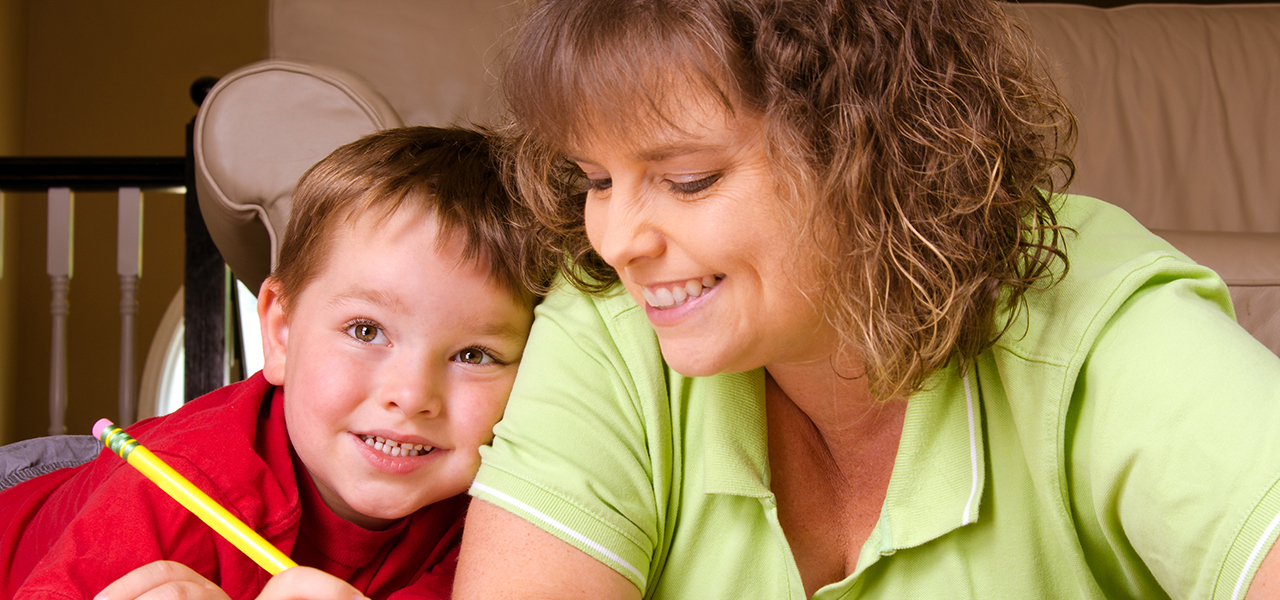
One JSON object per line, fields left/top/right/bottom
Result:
{"left": 92, "top": 418, "right": 113, "bottom": 440}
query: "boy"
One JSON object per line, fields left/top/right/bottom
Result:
{"left": 0, "top": 126, "right": 542, "bottom": 599}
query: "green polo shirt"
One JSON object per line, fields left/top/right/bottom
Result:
{"left": 473, "top": 195, "right": 1280, "bottom": 599}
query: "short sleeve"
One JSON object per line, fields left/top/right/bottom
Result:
{"left": 472, "top": 285, "right": 671, "bottom": 590}
{"left": 1067, "top": 269, "right": 1280, "bottom": 599}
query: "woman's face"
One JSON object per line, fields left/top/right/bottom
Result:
{"left": 571, "top": 95, "right": 837, "bottom": 376}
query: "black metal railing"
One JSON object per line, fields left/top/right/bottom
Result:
{"left": 0, "top": 157, "right": 185, "bottom": 191}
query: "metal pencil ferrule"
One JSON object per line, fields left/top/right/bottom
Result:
{"left": 99, "top": 423, "right": 139, "bottom": 460}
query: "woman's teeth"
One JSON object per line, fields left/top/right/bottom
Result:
{"left": 359, "top": 434, "right": 431, "bottom": 457}
{"left": 643, "top": 275, "right": 721, "bottom": 309}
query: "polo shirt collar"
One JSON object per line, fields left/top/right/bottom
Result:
{"left": 701, "top": 368, "right": 772, "bottom": 497}
{"left": 878, "top": 361, "right": 987, "bottom": 551}
{"left": 698, "top": 362, "right": 988, "bottom": 550}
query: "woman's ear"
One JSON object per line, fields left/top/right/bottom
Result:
{"left": 258, "top": 278, "right": 289, "bottom": 386}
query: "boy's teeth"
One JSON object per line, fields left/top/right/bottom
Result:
{"left": 643, "top": 275, "right": 722, "bottom": 309}
{"left": 360, "top": 434, "right": 431, "bottom": 457}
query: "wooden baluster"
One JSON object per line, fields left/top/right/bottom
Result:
{"left": 118, "top": 187, "right": 142, "bottom": 425}
{"left": 47, "top": 187, "right": 73, "bottom": 435}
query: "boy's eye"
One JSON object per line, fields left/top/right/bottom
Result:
{"left": 346, "top": 321, "right": 388, "bottom": 345}
{"left": 453, "top": 347, "right": 498, "bottom": 365}
{"left": 668, "top": 173, "right": 721, "bottom": 196}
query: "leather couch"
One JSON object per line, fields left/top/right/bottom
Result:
{"left": 193, "top": 0, "right": 1280, "bottom": 356}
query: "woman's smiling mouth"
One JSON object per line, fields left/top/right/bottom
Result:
{"left": 641, "top": 275, "right": 724, "bottom": 309}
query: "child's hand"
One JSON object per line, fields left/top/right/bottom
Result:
{"left": 95, "top": 560, "right": 229, "bottom": 600}
{"left": 96, "top": 563, "right": 368, "bottom": 600}
{"left": 257, "top": 567, "right": 370, "bottom": 600}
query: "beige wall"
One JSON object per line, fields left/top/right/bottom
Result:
{"left": 0, "top": 0, "right": 20, "bottom": 155}
{"left": 0, "top": 0, "right": 24, "bottom": 443}
{"left": 3, "top": 1, "right": 267, "bottom": 443}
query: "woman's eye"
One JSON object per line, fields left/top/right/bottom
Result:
{"left": 585, "top": 177, "right": 613, "bottom": 192}
{"left": 346, "top": 322, "right": 388, "bottom": 345}
{"left": 668, "top": 173, "right": 721, "bottom": 196}
{"left": 453, "top": 347, "right": 498, "bottom": 365}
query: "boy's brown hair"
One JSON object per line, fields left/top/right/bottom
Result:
{"left": 272, "top": 126, "right": 544, "bottom": 311}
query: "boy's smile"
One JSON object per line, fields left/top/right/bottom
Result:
{"left": 358, "top": 433, "right": 431, "bottom": 457}
{"left": 258, "top": 207, "right": 533, "bottom": 530}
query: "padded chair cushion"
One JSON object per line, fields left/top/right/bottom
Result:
{"left": 194, "top": 59, "right": 403, "bottom": 294}
{"left": 1156, "top": 230, "right": 1280, "bottom": 356}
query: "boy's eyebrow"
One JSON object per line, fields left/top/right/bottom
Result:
{"left": 471, "top": 317, "right": 533, "bottom": 342}
{"left": 329, "top": 287, "right": 407, "bottom": 312}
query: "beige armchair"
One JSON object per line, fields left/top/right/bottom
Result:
{"left": 193, "top": 0, "right": 1280, "bottom": 355}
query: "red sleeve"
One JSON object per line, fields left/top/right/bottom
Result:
{"left": 13, "top": 455, "right": 271, "bottom": 600}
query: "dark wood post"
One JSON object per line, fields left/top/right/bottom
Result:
{"left": 183, "top": 76, "right": 226, "bottom": 403}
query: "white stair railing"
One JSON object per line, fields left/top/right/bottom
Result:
{"left": 46, "top": 187, "right": 73, "bottom": 435}
{"left": 43, "top": 186, "right": 146, "bottom": 435}
{"left": 117, "top": 187, "right": 142, "bottom": 428}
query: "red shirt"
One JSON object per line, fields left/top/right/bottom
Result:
{"left": 0, "top": 372, "right": 465, "bottom": 600}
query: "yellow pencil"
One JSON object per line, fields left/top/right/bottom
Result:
{"left": 94, "top": 418, "right": 298, "bottom": 575}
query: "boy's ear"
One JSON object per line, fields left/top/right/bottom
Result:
{"left": 258, "top": 278, "right": 289, "bottom": 386}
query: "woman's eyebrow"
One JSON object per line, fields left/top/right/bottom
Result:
{"left": 635, "top": 142, "right": 715, "bottom": 163}
{"left": 572, "top": 143, "right": 718, "bottom": 165}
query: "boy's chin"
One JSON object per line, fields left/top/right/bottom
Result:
{"left": 342, "top": 488, "right": 461, "bottom": 528}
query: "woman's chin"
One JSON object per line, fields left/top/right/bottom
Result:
{"left": 658, "top": 340, "right": 735, "bottom": 378}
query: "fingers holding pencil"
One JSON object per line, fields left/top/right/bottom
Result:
{"left": 95, "top": 561, "right": 229, "bottom": 600}
{"left": 96, "top": 562, "right": 370, "bottom": 600}
{"left": 257, "top": 567, "right": 370, "bottom": 600}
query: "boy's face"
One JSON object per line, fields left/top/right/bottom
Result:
{"left": 259, "top": 207, "right": 533, "bottom": 529}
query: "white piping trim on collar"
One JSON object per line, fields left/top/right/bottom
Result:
{"left": 1230, "top": 507, "right": 1280, "bottom": 600}
{"left": 470, "top": 481, "right": 648, "bottom": 587}
{"left": 961, "top": 371, "right": 980, "bottom": 526}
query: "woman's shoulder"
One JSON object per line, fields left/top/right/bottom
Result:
{"left": 534, "top": 278, "right": 663, "bottom": 363}
{"left": 996, "top": 194, "right": 1231, "bottom": 365}
{"left": 1051, "top": 194, "right": 1200, "bottom": 283}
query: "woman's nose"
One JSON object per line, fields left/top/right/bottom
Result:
{"left": 587, "top": 186, "right": 664, "bottom": 268}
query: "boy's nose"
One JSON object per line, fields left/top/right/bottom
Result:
{"left": 382, "top": 360, "right": 444, "bottom": 417}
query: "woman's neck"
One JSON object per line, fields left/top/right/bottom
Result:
{"left": 764, "top": 359, "right": 907, "bottom": 594}
{"left": 764, "top": 357, "right": 902, "bottom": 448}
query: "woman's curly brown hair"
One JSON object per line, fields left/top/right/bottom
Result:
{"left": 501, "top": 0, "right": 1076, "bottom": 399}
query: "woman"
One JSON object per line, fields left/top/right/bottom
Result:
{"left": 455, "top": 0, "right": 1280, "bottom": 598}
